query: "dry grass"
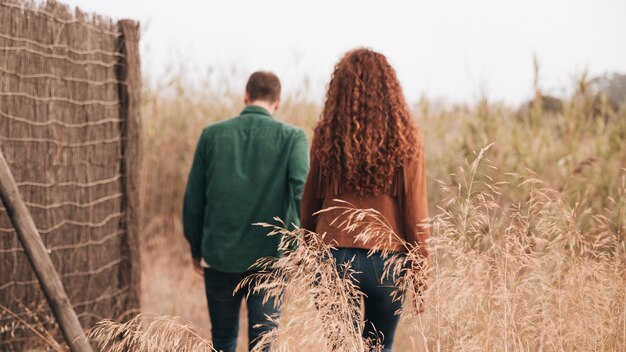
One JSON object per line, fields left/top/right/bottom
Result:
{"left": 235, "top": 220, "right": 380, "bottom": 352}
{"left": 97, "top": 66, "right": 626, "bottom": 351}
{"left": 0, "top": 303, "right": 65, "bottom": 352}
{"left": 404, "top": 146, "right": 625, "bottom": 351}
{"left": 87, "top": 314, "right": 214, "bottom": 352}
{"left": 213, "top": 144, "right": 625, "bottom": 351}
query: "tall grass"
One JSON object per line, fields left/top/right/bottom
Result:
{"left": 235, "top": 220, "right": 377, "bottom": 352}
{"left": 217, "top": 144, "right": 625, "bottom": 351}
{"left": 131, "top": 66, "right": 626, "bottom": 351}
{"left": 87, "top": 314, "right": 214, "bottom": 352}
{"left": 408, "top": 146, "right": 625, "bottom": 351}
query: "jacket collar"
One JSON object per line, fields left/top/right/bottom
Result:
{"left": 241, "top": 105, "right": 273, "bottom": 118}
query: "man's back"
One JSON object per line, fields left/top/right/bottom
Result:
{"left": 183, "top": 105, "right": 309, "bottom": 273}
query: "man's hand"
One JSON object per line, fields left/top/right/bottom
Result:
{"left": 192, "top": 258, "right": 204, "bottom": 277}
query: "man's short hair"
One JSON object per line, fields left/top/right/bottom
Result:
{"left": 246, "top": 71, "right": 281, "bottom": 103}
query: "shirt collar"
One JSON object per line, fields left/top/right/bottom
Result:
{"left": 241, "top": 105, "right": 273, "bottom": 118}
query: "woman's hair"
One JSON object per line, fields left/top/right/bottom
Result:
{"left": 313, "top": 48, "right": 421, "bottom": 195}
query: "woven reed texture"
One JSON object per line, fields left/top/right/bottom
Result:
{"left": 0, "top": 1, "right": 141, "bottom": 349}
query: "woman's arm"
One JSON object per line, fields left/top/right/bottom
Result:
{"left": 300, "top": 148, "right": 323, "bottom": 233}
{"left": 402, "top": 145, "right": 430, "bottom": 258}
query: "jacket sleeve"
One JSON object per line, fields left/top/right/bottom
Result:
{"left": 402, "top": 144, "right": 430, "bottom": 258}
{"left": 182, "top": 131, "right": 207, "bottom": 259}
{"left": 300, "top": 142, "right": 323, "bottom": 233}
{"left": 288, "top": 130, "right": 310, "bottom": 225}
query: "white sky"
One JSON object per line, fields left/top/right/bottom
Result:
{"left": 63, "top": 0, "right": 626, "bottom": 105}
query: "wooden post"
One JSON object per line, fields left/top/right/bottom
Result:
{"left": 0, "top": 149, "right": 94, "bottom": 352}
{"left": 116, "top": 19, "right": 143, "bottom": 315}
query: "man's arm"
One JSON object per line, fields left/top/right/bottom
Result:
{"left": 287, "top": 130, "right": 310, "bottom": 224}
{"left": 182, "top": 131, "right": 208, "bottom": 260}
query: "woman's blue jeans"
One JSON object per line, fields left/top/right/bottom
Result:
{"left": 203, "top": 267, "right": 278, "bottom": 352}
{"left": 331, "top": 247, "right": 406, "bottom": 352}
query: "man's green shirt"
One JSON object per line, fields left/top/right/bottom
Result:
{"left": 182, "top": 105, "right": 309, "bottom": 273}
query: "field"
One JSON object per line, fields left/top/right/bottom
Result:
{"left": 127, "top": 67, "right": 626, "bottom": 352}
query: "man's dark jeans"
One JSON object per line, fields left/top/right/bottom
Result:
{"left": 203, "top": 268, "right": 278, "bottom": 352}
{"left": 331, "top": 248, "right": 406, "bottom": 352}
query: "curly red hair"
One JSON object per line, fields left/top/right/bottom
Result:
{"left": 313, "top": 48, "right": 421, "bottom": 195}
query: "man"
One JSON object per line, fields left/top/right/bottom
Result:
{"left": 182, "top": 71, "right": 309, "bottom": 352}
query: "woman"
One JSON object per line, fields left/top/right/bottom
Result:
{"left": 300, "top": 48, "right": 429, "bottom": 350}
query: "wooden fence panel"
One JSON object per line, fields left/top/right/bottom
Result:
{"left": 0, "top": 1, "right": 141, "bottom": 349}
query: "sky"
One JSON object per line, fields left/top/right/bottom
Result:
{"left": 62, "top": 0, "right": 626, "bottom": 105}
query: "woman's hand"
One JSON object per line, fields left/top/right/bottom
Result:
{"left": 410, "top": 257, "right": 429, "bottom": 315}
{"left": 412, "top": 289, "right": 426, "bottom": 314}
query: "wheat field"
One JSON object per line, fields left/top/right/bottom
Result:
{"left": 106, "top": 66, "right": 626, "bottom": 352}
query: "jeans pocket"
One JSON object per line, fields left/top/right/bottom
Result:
{"left": 370, "top": 252, "right": 406, "bottom": 288}
{"left": 369, "top": 253, "right": 387, "bottom": 286}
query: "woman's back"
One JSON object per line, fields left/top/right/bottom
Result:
{"left": 300, "top": 48, "right": 429, "bottom": 257}
{"left": 301, "top": 142, "right": 428, "bottom": 257}
{"left": 299, "top": 47, "right": 430, "bottom": 352}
